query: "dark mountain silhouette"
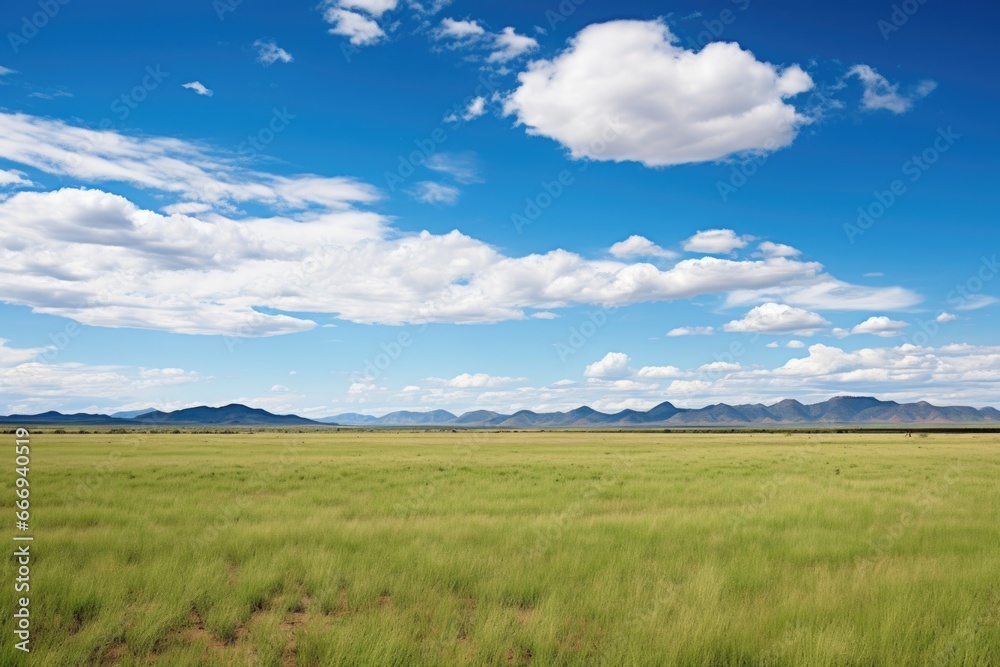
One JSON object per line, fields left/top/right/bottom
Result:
{"left": 4, "top": 397, "right": 999, "bottom": 428}
{"left": 132, "top": 404, "right": 319, "bottom": 426}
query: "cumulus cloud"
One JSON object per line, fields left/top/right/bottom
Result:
{"left": 936, "top": 312, "right": 957, "bottom": 323}
{"left": 759, "top": 241, "right": 801, "bottom": 257}
{"left": 0, "top": 112, "right": 918, "bottom": 336}
{"left": 253, "top": 39, "right": 294, "bottom": 65}
{"left": 325, "top": 8, "right": 386, "bottom": 45}
{"left": 848, "top": 65, "right": 936, "bottom": 114}
{"left": 410, "top": 181, "right": 460, "bottom": 204}
{"left": 667, "top": 326, "right": 714, "bottom": 337}
{"left": 584, "top": 352, "right": 631, "bottom": 379}
{"left": 0, "top": 340, "right": 204, "bottom": 409}
{"left": 488, "top": 27, "right": 538, "bottom": 63}
{"left": 504, "top": 19, "right": 813, "bottom": 167}
{"left": 446, "top": 98, "right": 487, "bottom": 123}
{"left": 181, "top": 81, "right": 213, "bottom": 96}
{"left": 436, "top": 17, "right": 485, "bottom": 40}
{"left": 609, "top": 235, "right": 677, "bottom": 260}
{"left": 684, "top": 229, "right": 751, "bottom": 254}
{"left": 832, "top": 315, "right": 908, "bottom": 338}
{"left": 723, "top": 303, "right": 831, "bottom": 335}
{"left": 636, "top": 365, "right": 683, "bottom": 379}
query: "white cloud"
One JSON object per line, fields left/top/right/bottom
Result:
{"left": 425, "top": 152, "right": 481, "bottom": 182}
{"left": 667, "top": 326, "right": 714, "bottom": 337}
{"left": 271, "top": 384, "right": 290, "bottom": 392}
{"left": 347, "top": 381, "right": 379, "bottom": 396}
{"left": 410, "top": 181, "right": 460, "bottom": 204}
{"left": 338, "top": 0, "right": 398, "bottom": 16}
{"left": 253, "top": 39, "right": 294, "bottom": 65}
{"left": 488, "top": 26, "right": 538, "bottom": 63}
{"left": 936, "top": 312, "right": 957, "bottom": 323}
{"left": 584, "top": 352, "right": 631, "bottom": 379}
{"left": 437, "top": 17, "right": 485, "bottom": 40}
{"left": 833, "top": 315, "right": 908, "bottom": 338}
{"left": 955, "top": 295, "right": 998, "bottom": 311}
{"left": 0, "top": 338, "right": 204, "bottom": 407}
{"left": 667, "top": 379, "right": 713, "bottom": 394}
{"left": 0, "top": 339, "right": 49, "bottom": 366}
{"left": 325, "top": 8, "right": 386, "bottom": 45}
{"left": 0, "top": 66, "right": 16, "bottom": 76}
{"left": 463, "top": 96, "right": 487, "bottom": 120}
{"left": 181, "top": 81, "right": 213, "bottom": 96}
{"left": 759, "top": 241, "right": 801, "bottom": 257}
{"left": 504, "top": 20, "right": 812, "bottom": 167}
{"left": 0, "top": 169, "right": 32, "bottom": 189}
{"left": 0, "top": 112, "right": 921, "bottom": 336}
{"left": 684, "top": 229, "right": 751, "bottom": 254}
{"left": 443, "top": 373, "right": 525, "bottom": 388}
{"left": 848, "top": 65, "right": 936, "bottom": 114}
{"left": 699, "top": 361, "right": 742, "bottom": 373}
{"left": 722, "top": 302, "right": 831, "bottom": 335}
{"left": 314, "top": 343, "right": 1000, "bottom": 415}
{"left": 408, "top": 0, "right": 450, "bottom": 14}
{"left": 0, "top": 112, "right": 379, "bottom": 210}
{"left": 786, "top": 340, "right": 806, "bottom": 349}
{"left": 609, "top": 235, "right": 677, "bottom": 260}
{"left": 636, "top": 365, "right": 683, "bottom": 379}
{"left": 725, "top": 279, "right": 920, "bottom": 311}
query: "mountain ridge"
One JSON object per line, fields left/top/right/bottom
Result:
{"left": 3, "top": 397, "right": 999, "bottom": 427}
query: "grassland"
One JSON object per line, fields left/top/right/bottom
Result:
{"left": 1, "top": 430, "right": 998, "bottom": 666}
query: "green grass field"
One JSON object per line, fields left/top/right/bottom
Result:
{"left": 2, "top": 430, "right": 999, "bottom": 666}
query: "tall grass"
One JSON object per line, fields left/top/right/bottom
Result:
{"left": 1, "top": 431, "right": 998, "bottom": 665}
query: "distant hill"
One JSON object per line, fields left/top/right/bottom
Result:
{"left": 4, "top": 397, "right": 999, "bottom": 428}
{"left": 110, "top": 408, "right": 157, "bottom": 419}
{"left": 131, "top": 404, "right": 320, "bottom": 426}
{"left": 322, "top": 396, "right": 1000, "bottom": 427}
{"left": 1, "top": 404, "right": 324, "bottom": 427}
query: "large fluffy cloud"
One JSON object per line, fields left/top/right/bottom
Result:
{"left": 722, "top": 303, "right": 831, "bottom": 335}
{"left": 503, "top": 19, "right": 813, "bottom": 167}
{"left": 0, "top": 112, "right": 917, "bottom": 336}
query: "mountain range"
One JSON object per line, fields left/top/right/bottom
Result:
{"left": 4, "top": 397, "right": 997, "bottom": 427}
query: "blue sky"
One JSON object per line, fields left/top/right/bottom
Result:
{"left": 0, "top": 0, "right": 998, "bottom": 416}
